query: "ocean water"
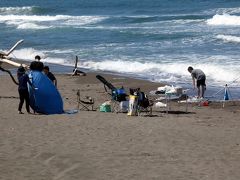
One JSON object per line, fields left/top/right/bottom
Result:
{"left": 1, "top": 0, "right": 240, "bottom": 99}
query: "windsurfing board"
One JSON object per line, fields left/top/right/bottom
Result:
{"left": 0, "top": 39, "right": 28, "bottom": 68}
{"left": 0, "top": 58, "right": 28, "bottom": 68}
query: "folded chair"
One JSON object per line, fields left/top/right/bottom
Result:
{"left": 96, "top": 75, "right": 128, "bottom": 112}
{"left": 76, "top": 90, "right": 95, "bottom": 111}
{"left": 96, "top": 75, "right": 116, "bottom": 93}
{"left": 129, "top": 88, "right": 153, "bottom": 116}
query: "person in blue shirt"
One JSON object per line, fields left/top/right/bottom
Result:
{"left": 17, "top": 66, "right": 32, "bottom": 114}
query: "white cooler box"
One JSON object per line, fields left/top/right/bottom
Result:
{"left": 119, "top": 101, "right": 129, "bottom": 113}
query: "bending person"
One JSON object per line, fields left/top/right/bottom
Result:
{"left": 187, "top": 66, "right": 206, "bottom": 98}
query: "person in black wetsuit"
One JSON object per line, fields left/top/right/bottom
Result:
{"left": 43, "top": 66, "right": 57, "bottom": 87}
{"left": 17, "top": 66, "right": 33, "bottom": 114}
{"left": 29, "top": 55, "right": 44, "bottom": 71}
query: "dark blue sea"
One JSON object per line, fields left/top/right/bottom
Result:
{"left": 1, "top": 0, "right": 240, "bottom": 99}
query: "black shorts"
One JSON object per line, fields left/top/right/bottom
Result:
{"left": 197, "top": 79, "right": 206, "bottom": 87}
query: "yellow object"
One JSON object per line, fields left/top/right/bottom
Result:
{"left": 127, "top": 95, "right": 138, "bottom": 116}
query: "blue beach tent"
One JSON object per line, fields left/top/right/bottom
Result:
{"left": 28, "top": 71, "right": 63, "bottom": 114}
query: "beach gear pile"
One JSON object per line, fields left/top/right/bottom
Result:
{"left": 99, "top": 87, "right": 153, "bottom": 116}
{"left": 96, "top": 75, "right": 153, "bottom": 116}
{"left": 149, "top": 85, "right": 187, "bottom": 109}
{"left": 151, "top": 85, "right": 184, "bottom": 96}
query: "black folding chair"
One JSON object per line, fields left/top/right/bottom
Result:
{"left": 129, "top": 88, "right": 153, "bottom": 116}
{"left": 96, "top": 75, "right": 128, "bottom": 112}
{"left": 77, "top": 90, "right": 95, "bottom": 111}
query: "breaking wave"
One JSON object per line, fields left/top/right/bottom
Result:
{"left": 207, "top": 14, "right": 240, "bottom": 26}
{"left": 0, "top": 14, "right": 107, "bottom": 29}
{"left": 215, "top": 7, "right": 240, "bottom": 15}
{"left": 8, "top": 48, "right": 46, "bottom": 61}
{"left": 216, "top": 35, "right": 240, "bottom": 43}
{"left": 8, "top": 48, "right": 66, "bottom": 64}
{"left": 0, "top": 12, "right": 204, "bottom": 30}
{"left": 0, "top": 6, "right": 41, "bottom": 15}
{"left": 16, "top": 23, "right": 49, "bottom": 29}
{"left": 81, "top": 60, "right": 239, "bottom": 85}
{"left": 7, "top": 48, "right": 240, "bottom": 86}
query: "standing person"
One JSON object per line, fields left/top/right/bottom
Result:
{"left": 35, "top": 55, "right": 41, "bottom": 61}
{"left": 30, "top": 55, "right": 44, "bottom": 71}
{"left": 187, "top": 66, "right": 206, "bottom": 98}
{"left": 43, "top": 66, "right": 57, "bottom": 87}
{"left": 17, "top": 66, "right": 32, "bottom": 114}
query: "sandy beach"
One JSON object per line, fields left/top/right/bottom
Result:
{"left": 1, "top": 72, "right": 240, "bottom": 180}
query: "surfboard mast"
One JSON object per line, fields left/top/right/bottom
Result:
{"left": 6, "top": 39, "right": 24, "bottom": 56}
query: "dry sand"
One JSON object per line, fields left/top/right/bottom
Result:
{"left": 1, "top": 72, "right": 240, "bottom": 180}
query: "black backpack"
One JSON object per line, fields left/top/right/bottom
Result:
{"left": 138, "top": 92, "right": 150, "bottom": 108}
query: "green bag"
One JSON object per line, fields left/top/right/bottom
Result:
{"left": 100, "top": 104, "right": 111, "bottom": 112}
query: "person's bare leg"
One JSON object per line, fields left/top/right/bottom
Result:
{"left": 201, "top": 85, "right": 205, "bottom": 98}
{"left": 199, "top": 85, "right": 205, "bottom": 98}
{"left": 197, "top": 87, "right": 201, "bottom": 98}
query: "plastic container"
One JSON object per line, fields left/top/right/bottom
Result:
{"left": 119, "top": 101, "right": 129, "bottom": 113}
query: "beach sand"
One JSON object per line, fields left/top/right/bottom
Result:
{"left": 1, "top": 72, "right": 240, "bottom": 180}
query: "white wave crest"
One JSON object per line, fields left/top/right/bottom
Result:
{"left": 216, "top": 7, "right": 240, "bottom": 15}
{"left": 9, "top": 48, "right": 46, "bottom": 61}
{"left": 17, "top": 23, "right": 49, "bottom": 29}
{"left": 216, "top": 35, "right": 240, "bottom": 43}
{"left": 0, "top": 15, "right": 107, "bottom": 30}
{"left": 9, "top": 48, "right": 67, "bottom": 64}
{"left": 82, "top": 60, "right": 161, "bottom": 73}
{"left": 8, "top": 48, "right": 240, "bottom": 86}
{"left": 0, "top": 6, "right": 34, "bottom": 15}
{"left": 0, "top": 15, "right": 71, "bottom": 22}
{"left": 194, "top": 64, "right": 237, "bottom": 85}
{"left": 207, "top": 14, "right": 240, "bottom": 26}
